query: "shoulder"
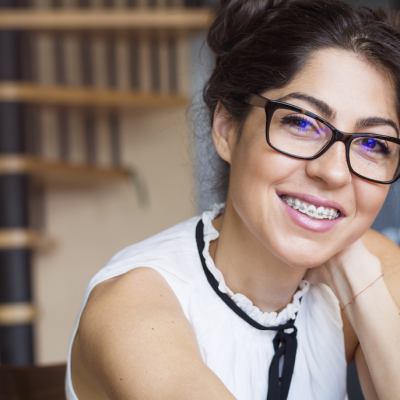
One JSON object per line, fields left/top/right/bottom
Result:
{"left": 362, "top": 228, "right": 400, "bottom": 274}
{"left": 71, "top": 267, "right": 235, "bottom": 400}
{"left": 72, "top": 267, "right": 200, "bottom": 398}
{"left": 69, "top": 216, "right": 203, "bottom": 398}
{"left": 79, "top": 267, "right": 192, "bottom": 340}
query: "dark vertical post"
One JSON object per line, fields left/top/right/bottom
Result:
{"left": 109, "top": 111, "right": 121, "bottom": 168}
{"left": 79, "top": 0, "right": 97, "bottom": 166}
{"left": 0, "top": 0, "right": 34, "bottom": 365}
{"left": 105, "top": 7, "right": 121, "bottom": 169}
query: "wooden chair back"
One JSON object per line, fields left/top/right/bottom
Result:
{"left": 0, "top": 363, "right": 66, "bottom": 400}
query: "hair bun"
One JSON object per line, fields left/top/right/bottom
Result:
{"left": 208, "top": 0, "right": 288, "bottom": 57}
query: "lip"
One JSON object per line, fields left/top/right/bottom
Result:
{"left": 279, "top": 199, "right": 343, "bottom": 233}
{"left": 276, "top": 190, "right": 347, "bottom": 217}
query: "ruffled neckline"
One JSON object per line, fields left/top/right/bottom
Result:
{"left": 201, "top": 203, "right": 310, "bottom": 327}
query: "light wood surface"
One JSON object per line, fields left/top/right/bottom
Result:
{"left": 0, "top": 303, "right": 36, "bottom": 325}
{"left": 0, "top": 82, "right": 188, "bottom": 108}
{"left": 0, "top": 229, "right": 49, "bottom": 250}
{"left": 0, "top": 9, "right": 214, "bottom": 31}
{"left": 0, "top": 155, "right": 130, "bottom": 185}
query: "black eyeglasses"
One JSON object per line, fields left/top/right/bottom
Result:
{"left": 246, "top": 94, "right": 400, "bottom": 184}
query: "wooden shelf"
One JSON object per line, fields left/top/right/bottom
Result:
{"left": 0, "top": 303, "right": 36, "bottom": 325}
{"left": 0, "top": 156, "right": 131, "bottom": 185}
{"left": 0, "top": 228, "right": 50, "bottom": 250}
{"left": 0, "top": 8, "right": 214, "bottom": 31}
{"left": 0, "top": 82, "right": 188, "bottom": 108}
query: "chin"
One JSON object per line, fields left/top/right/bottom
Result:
{"left": 272, "top": 239, "right": 338, "bottom": 270}
{"left": 285, "top": 254, "right": 327, "bottom": 270}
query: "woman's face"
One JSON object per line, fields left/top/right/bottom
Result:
{"left": 213, "top": 48, "right": 397, "bottom": 269}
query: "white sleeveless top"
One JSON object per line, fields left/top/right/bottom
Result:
{"left": 66, "top": 204, "right": 347, "bottom": 400}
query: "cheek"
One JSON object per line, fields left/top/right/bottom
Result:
{"left": 353, "top": 179, "right": 389, "bottom": 228}
{"left": 230, "top": 142, "right": 302, "bottom": 195}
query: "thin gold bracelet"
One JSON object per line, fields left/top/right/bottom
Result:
{"left": 340, "top": 273, "right": 384, "bottom": 311}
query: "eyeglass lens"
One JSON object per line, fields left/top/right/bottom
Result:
{"left": 268, "top": 108, "right": 400, "bottom": 183}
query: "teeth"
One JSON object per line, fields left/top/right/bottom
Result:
{"left": 282, "top": 196, "right": 340, "bottom": 220}
{"left": 308, "top": 205, "right": 317, "bottom": 215}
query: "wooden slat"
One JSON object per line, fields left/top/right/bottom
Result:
{"left": 0, "top": 303, "right": 36, "bottom": 325}
{"left": 176, "top": 30, "right": 190, "bottom": 95}
{"left": 0, "top": 229, "right": 47, "bottom": 250}
{"left": 0, "top": 155, "right": 130, "bottom": 185}
{"left": 0, "top": 82, "right": 187, "bottom": 108}
{"left": 0, "top": 9, "right": 214, "bottom": 30}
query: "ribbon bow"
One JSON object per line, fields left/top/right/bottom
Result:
{"left": 267, "top": 322, "right": 298, "bottom": 400}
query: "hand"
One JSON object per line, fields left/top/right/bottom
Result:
{"left": 304, "top": 238, "right": 383, "bottom": 307}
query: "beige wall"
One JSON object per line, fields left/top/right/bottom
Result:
{"left": 33, "top": 106, "right": 197, "bottom": 364}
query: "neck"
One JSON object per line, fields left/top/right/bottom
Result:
{"left": 210, "top": 201, "right": 307, "bottom": 313}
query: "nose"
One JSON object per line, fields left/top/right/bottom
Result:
{"left": 305, "top": 142, "right": 352, "bottom": 188}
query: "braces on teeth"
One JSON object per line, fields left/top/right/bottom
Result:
{"left": 282, "top": 196, "right": 340, "bottom": 220}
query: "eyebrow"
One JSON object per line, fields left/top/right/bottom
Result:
{"left": 278, "top": 91, "right": 399, "bottom": 137}
{"left": 356, "top": 117, "right": 399, "bottom": 137}
{"left": 278, "top": 92, "right": 336, "bottom": 119}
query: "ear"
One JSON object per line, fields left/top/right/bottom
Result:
{"left": 212, "top": 102, "right": 238, "bottom": 164}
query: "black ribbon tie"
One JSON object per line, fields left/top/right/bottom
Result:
{"left": 195, "top": 219, "right": 300, "bottom": 400}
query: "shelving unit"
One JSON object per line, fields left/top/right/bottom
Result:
{"left": 0, "top": 1, "right": 214, "bottom": 365}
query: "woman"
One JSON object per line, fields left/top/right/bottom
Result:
{"left": 67, "top": 1, "right": 400, "bottom": 399}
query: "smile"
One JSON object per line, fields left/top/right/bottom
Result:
{"left": 281, "top": 195, "right": 341, "bottom": 220}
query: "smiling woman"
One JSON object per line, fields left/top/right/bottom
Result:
{"left": 212, "top": 47, "right": 397, "bottom": 272}
{"left": 67, "top": 1, "right": 400, "bottom": 400}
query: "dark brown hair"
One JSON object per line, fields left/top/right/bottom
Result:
{"left": 198, "top": 0, "right": 400, "bottom": 204}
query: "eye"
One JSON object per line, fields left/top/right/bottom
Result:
{"left": 294, "top": 117, "right": 311, "bottom": 130}
{"left": 280, "top": 114, "right": 328, "bottom": 138}
{"left": 352, "top": 137, "right": 393, "bottom": 161}
{"left": 281, "top": 115, "right": 316, "bottom": 131}
{"left": 360, "top": 137, "right": 390, "bottom": 155}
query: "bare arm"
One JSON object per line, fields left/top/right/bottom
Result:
{"left": 354, "top": 345, "right": 379, "bottom": 400}
{"left": 351, "top": 230, "right": 400, "bottom": 400}
{"left": 322, "top": 229, "right": 400, "bottom": 400}
{"left": 71, "top": 267, "right": 235, "bottom": 400}
{"left": 305, "top": 229, "right": 400, "bottom": 399}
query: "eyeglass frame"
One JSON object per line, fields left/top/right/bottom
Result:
{"left": 245, "top": 93, "right": 400, "bottom": 184}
